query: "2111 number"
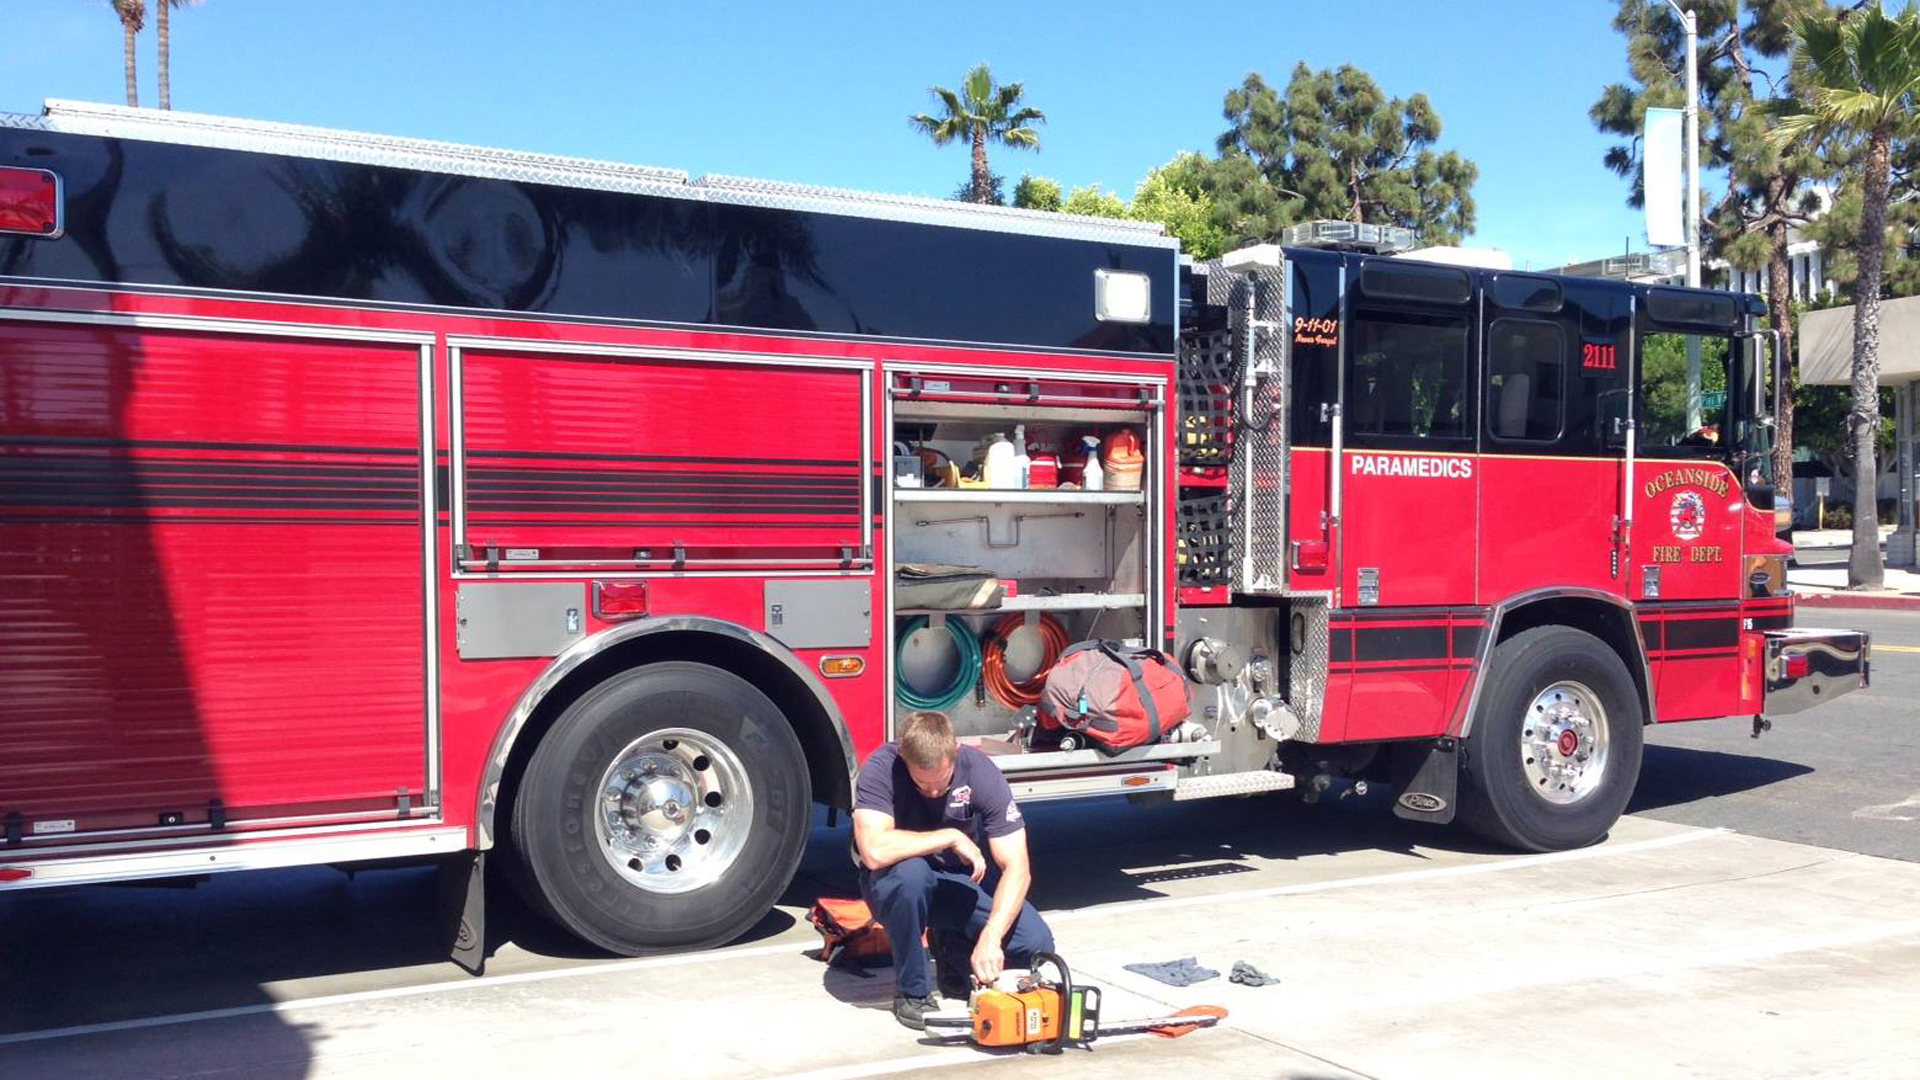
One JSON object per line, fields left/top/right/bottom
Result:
{"left": 1581, "top": 342, "right": 1618, "bottom": 371}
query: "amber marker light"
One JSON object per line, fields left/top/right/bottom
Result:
{"left": 819, "top": 656, "right": 864, "bottom": 678}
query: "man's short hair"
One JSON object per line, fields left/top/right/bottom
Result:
{"left": 898, "top": 710, "right": 958, "bottom": 770}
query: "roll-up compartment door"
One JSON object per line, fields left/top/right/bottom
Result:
{"left": 454, "top": 343, "right": 869, "bottom": 571}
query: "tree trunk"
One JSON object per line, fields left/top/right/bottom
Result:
{"left": 970, "top": 127, "right": 989, "bottom": 204}
{"left": 1847, "top": 127, "right": 1891, "bottom": 589}
{"left": 1765, "top": 193, "right": 1795, "bottom": 506}
{"left": 157, "top": 0, "right": 170, "bottom": 110}
{"left": 122, "top": 21, "right": 139, "bottom": 108}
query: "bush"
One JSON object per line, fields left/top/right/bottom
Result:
{"left": 1826, "top": 504, "right": 1853, "bottom": 529}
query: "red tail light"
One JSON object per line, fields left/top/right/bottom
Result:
{"left": 1784, "top": 654, "right": 1811, "bottom": 679}
{"left": 0, "top": 167, "right": 62, "bottom": 237}
{"left": 0, "top": 867, "right": 31, "bottom": 884}
{"left": 593, "top": 580, "right": 649, "bottom": 620}
{"left": 1291, "top": 539, "right": 1329, "bottom": 572}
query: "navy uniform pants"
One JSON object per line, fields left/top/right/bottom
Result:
{"left": 859, "top": 856, "right": 1055, "bottom": 998}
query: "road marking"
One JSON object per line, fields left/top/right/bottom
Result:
{"left": 760, "top": 1029, "right": 1174, "bottom": 1080}
{"left": 1855, "top": 793, "right": 1920, "bottom": 821}
{"left": 0, "top": 827, "right": 1727, "bottom": 1048}
{"left": 1050, "top": 826, "right": 1730, "bottom": 921}
{"left": 1874, "top": 644, "right": 1920, "bottom": 654}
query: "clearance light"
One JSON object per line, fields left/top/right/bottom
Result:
{"left": 1291, "top": 540, "right": 1330, "bottom": 573}
{"left": 1093, "top": 269, "right": 1150, "bottom": 323}
{"left": 819, "top": 656, "right": 865, "bottom": 678}
{"left": 592, "top": 580, "right": 649, "bottom": 620}
{"left": 0, "top": 867, "right": 30, "bottom": 883}
{"left": 0, "top": 167, "right": 61, "bottom": 237}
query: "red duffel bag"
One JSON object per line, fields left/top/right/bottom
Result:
{"left": 1038, "top": 640, "right": 1192, "bottom": 751}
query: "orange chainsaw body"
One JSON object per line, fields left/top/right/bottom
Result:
{"left": 971, "top": 986, "right": 1062, "bottom": 1048}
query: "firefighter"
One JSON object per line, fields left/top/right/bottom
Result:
{"left": 851, "top": 710, "right": 1055, "bottom": 1029}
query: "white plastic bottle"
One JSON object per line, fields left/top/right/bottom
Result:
{"left": 1080, "top": 435, "right": 1104, "bottom": 491}
{"left": 1012, "top": 424, "right": 1032, "bottom": 489}
{"left": 983, "top": 432, "right": 1018, "bottom": 489}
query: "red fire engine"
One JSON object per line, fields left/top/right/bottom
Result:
{"left": 0, "top": 102, "right": 1870, "bottom": 965}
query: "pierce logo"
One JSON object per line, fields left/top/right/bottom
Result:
{"left": 1670, "top": 491, "right": 1707, "bottom": 541}
{"left": 1398, "top": 792, "right": 1447, "bottom": 814}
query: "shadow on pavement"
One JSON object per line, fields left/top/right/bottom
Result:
{"left": 1627, "top": 744, "right": 1814, "bottom": 814}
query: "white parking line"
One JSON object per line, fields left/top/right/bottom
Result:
{"left": 0, "top": 827, "right": 1728, "bottom": 1048}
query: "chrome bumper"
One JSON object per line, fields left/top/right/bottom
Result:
{"left": 1764, "top": 629, "right": 1870, "bottom": 715}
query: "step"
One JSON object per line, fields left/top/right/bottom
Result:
{"left": 1172, "top": 770, "right": 1297, "bottom": 801}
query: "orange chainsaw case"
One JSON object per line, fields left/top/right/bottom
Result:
{"left": 972, "top": 987, "right": 1061, "bottom": 1047}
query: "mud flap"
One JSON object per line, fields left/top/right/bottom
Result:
{"left": 436, "top": 850, "right": 487, "bottom": 975}
{"left": 1390, "top": 739, "right": 1458, "bottom": 825}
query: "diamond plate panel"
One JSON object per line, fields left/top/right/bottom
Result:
{"left": 1229, "top": 264, "right": 1289, "bottom": 594}
{"left": 1291, "top": 600, "right": 1329, "bottom": 741}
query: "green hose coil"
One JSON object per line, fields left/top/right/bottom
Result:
{"left": 894, "top": 615, "right": 980, "bottom": 711}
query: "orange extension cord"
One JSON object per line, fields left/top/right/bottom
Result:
{"left": 981, "top": 612, "right": 1071, "bottom": 709}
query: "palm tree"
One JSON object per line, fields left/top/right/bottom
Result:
{"left": 1769, "top": 3, "right": 1920, "bottom": 589}
{"left": 157, "top": 0, "right": 202, "bottom": 111}
{"left": 910, "top": 65, "right": 1045, "bottom": 204}
{"left": 112, "top": 0, "right": 145, "bottom": 108}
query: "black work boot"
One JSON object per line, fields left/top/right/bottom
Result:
{"left": 892, "top": 990, "right": 942, "bottom": 1030}
{"left": 930, "top": 931, "right": 973, "bottom": 1001}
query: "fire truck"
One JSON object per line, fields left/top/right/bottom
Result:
{"left": 0, "top": 101, "right": 1870, "bottom": 965}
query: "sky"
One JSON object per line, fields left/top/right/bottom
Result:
{"left": 1, "top": 0, "right": 1693, "bottom": 271}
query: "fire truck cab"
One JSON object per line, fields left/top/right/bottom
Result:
{"left": 0, "top": 102, "right": 1869, "bottom": 962}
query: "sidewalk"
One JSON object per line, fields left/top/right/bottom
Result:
{"left": 1789, "top": 525, "right": 1920, "bottom": 610}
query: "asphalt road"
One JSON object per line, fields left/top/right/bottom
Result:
{"left": 0, "top": 607, "right": 1913, "bottom": 1078}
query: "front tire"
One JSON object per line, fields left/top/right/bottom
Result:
{"left": 510, "top": 661, "right": 811, "bottom": 954}
{"left": 1458, "top": 626, "right": 1644, "bottom": 852}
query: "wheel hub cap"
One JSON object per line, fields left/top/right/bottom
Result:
{"left": 593, "top": 728, "right": 754, "bottom": 895}
{"left": 1519, "top": 681, "right": 1611, "bottom": 806}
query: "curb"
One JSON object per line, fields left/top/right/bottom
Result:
{"left": 1792, "top": 590, "right": 1920, "bottom": 612}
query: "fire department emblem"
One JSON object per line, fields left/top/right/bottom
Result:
{"left": 1669, "top": 491, "right": 1707, "bottom": 541}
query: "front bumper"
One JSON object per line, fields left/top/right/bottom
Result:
{"left": 1763, "top": 629, "right": 1871, "bottom": 715}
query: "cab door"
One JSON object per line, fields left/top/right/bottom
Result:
{"left": 1476, "top": 276, "right": 1634, "bottom": 602}
{"left": 1332, "top": 258, "right": 1480, "bottom": 741}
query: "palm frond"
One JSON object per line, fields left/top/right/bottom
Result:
{"left": 963, "top": 64, "right": 995, "bottom": 111}
{"left": 999, "top": 127, "right": 1041, "bottom": 150}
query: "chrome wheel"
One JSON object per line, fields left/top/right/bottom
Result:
{"left": 593, "top": 727, "right": 754, "bottom": 895}
{"left": 1519, "top": 680, "right": 1610, "bottom": 805}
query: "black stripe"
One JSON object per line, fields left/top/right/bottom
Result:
{"left": 1661, "top": 618, "right": 1740, "bottom": 650}
{"left": 4, "top": 477, "right": 418, "bottom": 496}
{"left": 0, "top": 514, "right": 418, "bottom": 526}
{"left": 468, "top": 447, "right": 855, "bottom": 469}
{"left": 1354, "top": 624, "right": 1450, "bottom": 662}
{"left": 1639, "top": 619, "right": 1665, "bottom": 651}
{"left": 1335, "top": 608, "right": 1458, "bottom": 623}
{"left": 1329, "top": 627, "right": 1353, "bottom": 663}
{"left": 3, "top": 436, "right": 416, "bottom": 457}
{"left": 1638, "top": 600, "right": 1741, "bottom": 615}
{"left": 1452, "top": 626, "right": 1483, "bottom": 658}
{"left": 466, "top": 500, "right": 856, "bottom": 516}
{"left": 1649, "top": 649, "right": 1739, "bottom": 661}
{"left": 0, "top": 458, "right": 419, "bottom": 481}
{"left": 2, "top": 493, "right": 420, "bottom": 510}
{"left": 1750, "top": 614, "right": 1791, "bottom": 630}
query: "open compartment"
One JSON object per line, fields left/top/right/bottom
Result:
{"left": 883, "top": 373, "right": 1195, "bottom": 791}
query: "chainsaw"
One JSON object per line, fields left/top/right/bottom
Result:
{"left": 921, "top": 951, "right": 1225, "bottom": 1052}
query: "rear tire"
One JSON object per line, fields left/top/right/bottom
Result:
{"left": 509, "top": 661, "right": 811, "bottom": 954}
{"left": 1458, "top": 626, "right": 1643, "bottom": 852}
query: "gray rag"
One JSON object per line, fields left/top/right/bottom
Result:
{"left": 1229, "top": 960, "right": 1280, "bottom": 987}
{"left": 1123, "top": 957, "right": 1219, "bottom": 987}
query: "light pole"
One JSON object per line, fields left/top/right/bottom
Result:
{"left": 1668, "top": 0, "right": 1705, "bottom": 430}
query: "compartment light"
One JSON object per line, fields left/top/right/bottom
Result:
{"left": 0, "top": 167, "right": 62, "bottom": 238}
{"left": 1093, "top": 269, "right": 1150, "bottom": 323}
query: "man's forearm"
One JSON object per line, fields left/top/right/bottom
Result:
{"left": 859, "top": 826, "right": 957, "bottom": 871}
{"left": 981, "top": 864, "right": 1030, "bottom": 943}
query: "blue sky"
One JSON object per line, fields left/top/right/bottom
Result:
{"left": 3, "top": 0, "right": 1688, "bottom": 270}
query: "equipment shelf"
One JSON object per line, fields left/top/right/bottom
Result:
{"left": 893, "top": 489, "right": 1145, "bottom": 506}
{"left": 895, "top": 592, "right": 1147, "bottom": 616}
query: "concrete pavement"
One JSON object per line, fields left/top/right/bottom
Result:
{"left": 6, "top": 815, "right": 1920, "bottom": 1079}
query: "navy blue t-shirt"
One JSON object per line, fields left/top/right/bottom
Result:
{"left": 853, "top": 743, "right": 1024, "bottom": 872}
